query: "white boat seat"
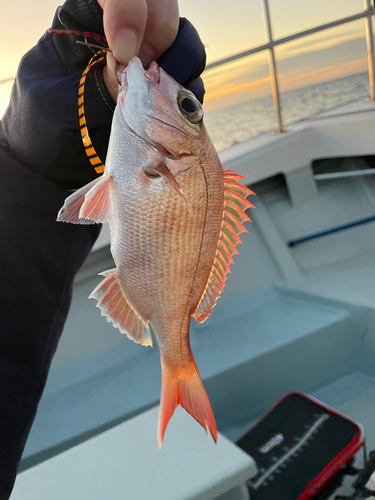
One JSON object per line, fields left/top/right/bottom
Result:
{"left": 12, "top": 406, "right": 257, "bottom": 500}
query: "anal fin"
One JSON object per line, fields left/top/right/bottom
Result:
{"left": 90, "top": 269, "right": 152, "bottom": 347}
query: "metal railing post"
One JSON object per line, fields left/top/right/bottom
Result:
{"left": 205, "top": 5, "right": 374, "bottom": 129}
{"left": 262, "top": 0, "right": 284, "bottom": 133}
{"left": 365, "top": 0, "right": 375, "bottom": 100}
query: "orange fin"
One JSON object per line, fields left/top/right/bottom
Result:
{"left": 89, "top": 269, "right": 152, "bottom": 347}
{"left": 57, "top": 177, "right": 99, "bottom": 224}
{"left": 158, "top": 356, "right": 217, "bottom": 447}
{"left": 193, "top": 170, "right": 255, "bottom": 323}
{"left": 145, "top": 162, "right": 193, "bottom": 214}
{"left": 57, "top": 174, "right": 112, "bottom": 224}
{"left": 80, "top": 174, "right": 112, "bottom": 222}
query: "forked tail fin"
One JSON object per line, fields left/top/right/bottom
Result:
{"left": 158, "top": 356, "right": 217, "bottom": 447}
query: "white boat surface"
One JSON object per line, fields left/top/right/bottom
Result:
{"left": 12, "top": 3, "right": 375, "bottom": 499}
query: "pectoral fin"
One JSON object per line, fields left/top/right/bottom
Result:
{"left": 79, "top": 174, "right": 112, "bottom": 222}
{"left": 57, "top": 174, "right": 112, "bottom": 224}
{"left": 145, "top": 162, "right": 192, "bottom": 213}
{"left": 90, "top": 269, "right": 152, "bottom": 347}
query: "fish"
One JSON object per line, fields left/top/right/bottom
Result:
{"left": 57, "top": 56, "right": 254, "bottom": 446}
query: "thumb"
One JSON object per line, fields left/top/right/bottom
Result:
{"left": 98, "top": 0, "right": 148, "bottom": 65}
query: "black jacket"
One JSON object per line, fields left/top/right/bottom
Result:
{"left": 0, "top": 0, "right": 206, "bottom": 189}
{"left": 0, "top": 2, "right": 206, "bottom": 496}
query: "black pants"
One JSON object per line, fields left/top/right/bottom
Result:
{"left": 0, "top": 150, "right": 100, "bottom": 499}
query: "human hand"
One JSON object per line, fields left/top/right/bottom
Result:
{"left": 97, "top": 0, "right": 179, "bottom": 101}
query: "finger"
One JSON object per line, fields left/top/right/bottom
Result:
{"left": 138, "top": 0, "right": 179, "bottom": 67}
{"left": 98, "top": 0, "right": 148, "bottom": 65}
{"left": 102, "top": 53, "right": 121, "bottom": 102}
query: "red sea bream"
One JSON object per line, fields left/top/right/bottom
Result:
{"left": 58, "top": 57, "right": 254, "bottom": 446}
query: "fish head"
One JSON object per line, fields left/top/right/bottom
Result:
{"left": 118, "top": 57, "right": 206, "bottom": 160}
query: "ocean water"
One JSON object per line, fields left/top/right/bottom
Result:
{"left": 204, "top": 72, "right": 370, "bottom": 152}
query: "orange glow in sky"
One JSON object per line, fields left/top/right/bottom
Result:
{"left": 204, "top": 57, "right": 368, "bottom": 110}
{"left": 0, "top": 0, "right": 372, "bottom": 117}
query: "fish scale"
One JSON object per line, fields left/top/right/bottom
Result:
{"left": 115, "top": 169, "right": 210, "bottom": 334}
{"left": 57, "top": 56, "right": 253, "bottom": 446}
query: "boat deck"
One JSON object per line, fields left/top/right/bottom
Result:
{"left": 16, "top": 101, "right": 375, "bottom": 500}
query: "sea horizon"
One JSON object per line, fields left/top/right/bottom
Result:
{"left": 204, "top": 71, "right": 371, "bottom": 152}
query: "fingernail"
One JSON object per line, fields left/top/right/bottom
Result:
{"left": 113, "top": 29, "right": 139, "bottom": 65}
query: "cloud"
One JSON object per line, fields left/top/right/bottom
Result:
{"left": 276, "top": 23, "right": 364, "bottom": 59}
{"left": 203, "top": 35, "right": 368, "bottom": 109}
{"left": 204, "top": 57, "right": 368, "bottom": 111}
{"left": 277, "top": 37, "right": 366, "bottom": 73}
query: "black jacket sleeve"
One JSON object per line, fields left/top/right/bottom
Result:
{"left": 0, "top": 0, "right": 206, "bottom": 189}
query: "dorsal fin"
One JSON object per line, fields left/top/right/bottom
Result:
{"left": 193, "top": 170, "right": 255, "bottom": 324}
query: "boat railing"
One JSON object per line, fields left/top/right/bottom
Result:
{"left": 205, "top": 0, "right": 375, "bottom": 134}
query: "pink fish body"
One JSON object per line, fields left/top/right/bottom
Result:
{"left": 58, "top": 57, "right": 254, "bottom": 445}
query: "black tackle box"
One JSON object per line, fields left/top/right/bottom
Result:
{"left": 236, "top": 392, "right": 364, "bottom": 500}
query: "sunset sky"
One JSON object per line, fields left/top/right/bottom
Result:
{"left": 0, "top": 0, "right": 371, "bottom": 115}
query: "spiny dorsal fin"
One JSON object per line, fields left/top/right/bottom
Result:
{"left": 89, "top": 269, "right": 153, "bottom": 347}
{"left": 193, "top": 170, "right": 255, "bottom": 323}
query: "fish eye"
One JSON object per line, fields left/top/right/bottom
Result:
{"left": 178, "top": 93, "right": 204, "bottom": 124}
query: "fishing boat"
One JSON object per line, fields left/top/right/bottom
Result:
{"left": 11, "top": 2, "right": 375, "bottom": 499}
